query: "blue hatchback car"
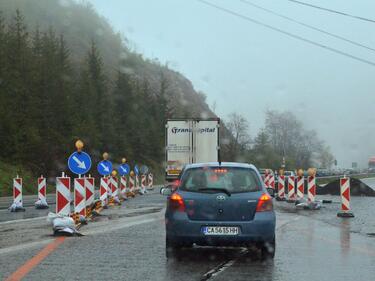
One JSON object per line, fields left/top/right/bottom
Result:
{"left": 163, "top": 162, "right": 276, "bottom": 258}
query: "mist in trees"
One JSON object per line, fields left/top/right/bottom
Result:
{"left": 223, "top": 109, "right": 335, "bottom": 170}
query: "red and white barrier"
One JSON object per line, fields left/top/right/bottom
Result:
{"left": 56, "top": 175, "right": 71, "bottom": 216}
{"left": 38, "top": 176, "right": 47, "bottom": 202}
{"left": 297, "top": 176, "right": 304, "bottom": 199}
{"left": 141, "top": 175, "right": 146, "bottom": 193}
{"left": 337, "top": 177, "right": 354, "bottom": 217}
{"left": 148, "top": 173, "right": 153, "bottom": 189}
{"left": 135, "top": 176, "right": 140, "bottom": 191}
{"left": 120, "top": 176, "right": 127, "bottom": 196}
{"left": 13, "top": 176, "right": 23, "bottom": 205}
{"left": 110, "top": 176, "right": 118, "bottom": 198}
{"left": 269, "top": 174, "right": 275, "bottom": 190}
{"left": 85, "top": 177, "right": 95, "bottom": 207}
{"left": 100, "top": 177, "right": 109, "bottom": 206}
{"left": 287, "top": 176, "right": 296, "bottom": 202}
{"left": 74, "top": 178, "right": 86, "bottom": 216}
{"left": 277, "top": 175, "right": 285, "bottom": 199}
{"left": 307, "top": 176, "right": 316, "bottom": 203}
{"left": 129, "top": 176, "right": 135, "bottom": 192}
{"left": 264, "top": 173, "right": 270, "bottom": 188}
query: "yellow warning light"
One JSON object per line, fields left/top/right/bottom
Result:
{"left": 279, "top": 169, "right": 285, "bottom": 176}
{"left": 103, "top": 152, "right": 109, "bottom": 160}
{"left": 75, "top": 140, "right": 84, "bottom": 152}
{"left": 308, "top": 168, "right": 316, "bottom": 177}
{"left": 297, "top": 169, "right": 304, "bottom": 177}
{"left": 130, "top": 171, "right": 134, "bottom": 177}
{"left": 111, "top": 170, "right": 117, "bottom": 177}
{"left": 122, "top": 158, "right": 126, "bottom": 164}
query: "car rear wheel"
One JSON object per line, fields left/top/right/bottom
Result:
{"left": 259, "top": 237, "right": 275, "bottom": 259}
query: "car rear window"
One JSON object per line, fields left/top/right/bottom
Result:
{"left": 179, "top": 167, "right": 261, "bottom": 193}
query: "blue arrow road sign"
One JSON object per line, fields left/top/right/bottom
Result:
{"left": 119, "top": 163, "right": 130, "bottom": 176}
{"left": 68, "top": 151, "right": 92, "bottom": 175}
{"left": 134, "top": 165, "right": 139, "bottom": 175}
{"left": 97, "top": 160, "right": 113, "bottom": 176}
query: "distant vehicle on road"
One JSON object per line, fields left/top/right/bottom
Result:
{"left": 283, "top": 170, "right": 295, "bottom": 177}
{"left": 368, "top": 156, "right": 375, "bottom": 173}
{"left": 165, "top": 118, "right": 220, "bottom": 182}
{"left": 162, "top": 162, "right": 276, "bottom": 259}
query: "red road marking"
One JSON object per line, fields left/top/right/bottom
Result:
{"left": 5, "top": 237, "right": 65, "bottom": 281}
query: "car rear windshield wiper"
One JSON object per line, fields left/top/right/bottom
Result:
{"left": 197, "top": 188, "right": 231, "bottom": 196}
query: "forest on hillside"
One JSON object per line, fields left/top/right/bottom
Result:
{"left": 0, "top": 1, "right": 334, "bottom": 190}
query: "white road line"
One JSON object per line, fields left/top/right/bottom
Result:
{"left": 201, "top": 214, "right": 301, "bottom": 280}
{"left": 0, "top": 209, "right": 164, "bottom": 255}
{"left": 0, "top": 216, "right": 46, "bottom": 226}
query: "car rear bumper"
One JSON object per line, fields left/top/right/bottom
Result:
{"left": 165, "top": 211, "right": 275, "bottom": 246}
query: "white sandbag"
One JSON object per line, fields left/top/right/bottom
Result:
{"left": 53, "top": 217, "right": 75, "bottom": 229}
{"left": 35, "top": 198, "right": 49, "bottom": 209}
{"left": 9, "top": 201, "right": 25, "bottom": 212}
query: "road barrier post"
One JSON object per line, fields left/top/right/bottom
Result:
{"left": 141, "top": 174, "right": 147, "bottom": 194}
{"left": 307, "top": 176, "right": 316, "bottom": 203}
{"left": 100, "top": 177, "right": 109, "bottom": 206}
{"left": 287, "top": 176, "right": 296, "bottom": 203}
{"left": 85, "top": 176, "right": 95, "bottom": 216}
{"left": 37, "top": 176, "right": 47, "bottom": 202}
{"left": 148, "top": 173, "right": 154, "bottom": 190}
{"left": 269, "top": 174, "right": 275, "bottom": 190}
{"left": 277, "top": 175, "right": 286, "bottom": 200}
{"left": 337, "top": 177, "right": 354, "bottom": 217}
{"left": 135, "top": 175, "right": 140, "bottom": 192}
{"left": 264, "top": 171, "right": 270, "bottom": 188}
{"left": 13, "top": 175, "right": 23, "bottom": 206}
{"left": 120, "top": 176, "right": 127, "bottom": 199}
{"left": 74, "top": 177, "right": 86, "bottom": 217}
{"left": 297, "top": 176, "right": 304, "bottom": 199}
{"left": 110, "top": 176, "right": 119, "bottom": 199}
{"left": 56, "top": 173, "right": 71, "bottom": 216}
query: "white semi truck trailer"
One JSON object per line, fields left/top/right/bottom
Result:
{"left": 165, "top": 118, "right": 220, "bottom": 182}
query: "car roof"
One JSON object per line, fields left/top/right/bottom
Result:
{"left": 185, "top": 162, "right": 257, "bottom": 170}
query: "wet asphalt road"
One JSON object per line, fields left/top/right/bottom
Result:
{"left": 1, "top": 190, "right": 375, "bottom": 281}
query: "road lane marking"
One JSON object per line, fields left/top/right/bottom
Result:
{"left": 200, "top": 213, "right": 301, "bottom": 280}
{"left": 0, "top": 216, "right": 46, "bottom": 226}
{"left": 5, "top": 237, "right": 65, "bottom": 281}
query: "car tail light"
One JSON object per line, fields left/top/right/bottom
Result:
{"left": 256, "top": 193, "right": 273, "bottom": 212}
{"left": 169, "top": 193, "right": 185, "bottom": 212}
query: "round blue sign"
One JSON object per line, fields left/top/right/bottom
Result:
{"left": 97, "top": 160, "right": 113, "bottom": 176}
{"left": 68, "top": 151, "right": 92, "bottom": 175}
{"left": 134, "top": 165, "right": 139, "bottom": 175}
{"left": 119, "top": 163, "right": 130, "bottom": 176}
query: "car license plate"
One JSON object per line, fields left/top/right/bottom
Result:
{"left": 203, "top": 226, "right": 239, "bottom": 236}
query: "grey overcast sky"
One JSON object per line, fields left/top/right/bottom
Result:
{"left": 89, "top": 0, "right": 375, "bottom": 168}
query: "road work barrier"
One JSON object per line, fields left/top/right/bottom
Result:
{"left": 287, "top": 176, "right": 296, "bottom": 202}
{"left": 337, "top": 177, "right": 354, "bottom": 217}
{"left": 141, "top": 175, "right": 147, "bottom": 194}
{"left": 110, "top": 176, "right": 120, "bottom": 204}
{"left": 307, "top": 176, "right": 316, "bottom": 203}
{"left": 148, "top": 173, "right": 154, "bottom": 189}
{"left": 85, "top": 176, "right": 95, "bottom": 215}
{"left": 269, "top": 174, "right": 275, "bottom": 190}
{"left": 100, "top": 177, "right": 109, "bottom": 207}
{"left": 297, "top": 176, "right": 304, "bottom": 199}
{"left": 120, "top": 176, "right": 127, "bottom": 194}
{"left": 277, "top": 175, "right": 286, "bottom": 200}
{"left": 13, "top": 176, "right": 23, "bottom": 205}
{"left": 129, "top": 175, "right": 135, "bottom": 191}
{"left": 135, "top": 175, "right": 140, "bottom": 192}
{"left": 56, "top": 174, "right": 71, "bottom": 216}
{"left": 74, "top": 178, "right": 86, "bottom": 217}
{"left": 35, "top": 176, "right": 48, "bottom": 209}
{"left": 264, "top": 172, "right": 270, "bottom": 188}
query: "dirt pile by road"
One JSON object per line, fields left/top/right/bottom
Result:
{"left": 317, "top": 178, "right": 375, "bottom": 196}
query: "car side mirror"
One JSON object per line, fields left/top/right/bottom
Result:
{"left": 267, "top": 188, "right": 275, "bottom": 198}
{"left": 160, "top": 186, "right": 172, "bottom": 196}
